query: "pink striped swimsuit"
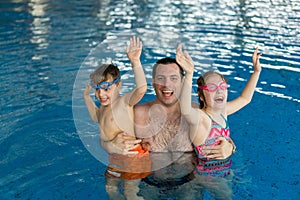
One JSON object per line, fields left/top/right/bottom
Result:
{"left": 194, "top": 113, "right": 232, "bottom": 177}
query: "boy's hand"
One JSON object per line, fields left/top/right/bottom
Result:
{"left": 126, "top": 36, "right": 142, "bottom": 64}
{"left": 176, "top": 44, "right": 194, "bottom": 74}
{"left": 84, "top": 84, "right": 92, "bottom": 97}
{"left": 252, "top": 47, "right": 262, "bottom": 72}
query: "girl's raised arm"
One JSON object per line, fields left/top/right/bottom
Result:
{"left": 176, "top": 44, "right": 199, "bottom": 124}
{"left": 227, "top": 47, "right": 262, "bottom": 115}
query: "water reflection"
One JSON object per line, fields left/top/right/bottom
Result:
{"left": 29, "top": 0, "right": 49, "bottom": 52}
{"left": 1, "top": 0, "right": 300, "bottom": 199}
{"left": 75, "top": 1, "right": 299, "bottom": 199}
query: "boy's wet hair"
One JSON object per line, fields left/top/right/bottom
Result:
{"left": 197, "top": 70, "right": 227, "bottom": 109}
{"left": 152, "top": 57, "right": 184, "bottom": 79}
{"left": 90, "top": 64, "right": 120, "bottom": 85}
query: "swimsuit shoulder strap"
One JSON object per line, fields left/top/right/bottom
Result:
{"left": 203, "top": 111, "right": 213, "bottom": 121}
{"left": 204, "top": 112, "right": 228, "bottom": 129}
{"left": 220, "top": 114, "right": 229, "bottom": 129}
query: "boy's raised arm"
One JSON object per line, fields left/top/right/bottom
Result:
{"left": 227, "top": 47, "right": 262, "bottom": 115}
{"left": 126, "top": 36, "right": 147, "bottom": 106}
{"left": 84, "top": 84, "right": 98, "bottom": 122}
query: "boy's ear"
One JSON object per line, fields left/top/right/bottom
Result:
{"left": 117, "top": 81, "right": 122, "bottom": 89}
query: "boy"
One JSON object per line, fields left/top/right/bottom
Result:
{"left": 84, "top": 36, "right": 150, "bottom": 200}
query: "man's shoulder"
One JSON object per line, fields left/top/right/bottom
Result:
{"left": 135, "top": 100, "right": 155, "bottom": 110}
{"left": 134, "top": 101, "right": 156, "bottom": 120}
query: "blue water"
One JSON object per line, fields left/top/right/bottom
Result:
{"left": 1, "top": 0, "right": 299, "bottom": 199}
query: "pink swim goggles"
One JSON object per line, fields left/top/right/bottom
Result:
{"left": 198, "top": 81, "right": 228, "bottom": 92}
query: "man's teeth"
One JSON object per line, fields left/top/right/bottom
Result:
{"left": 162, "top": 90, "right": 173, "bottom": 96}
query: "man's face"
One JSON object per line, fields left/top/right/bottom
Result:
{"left": 152, "top": 63, "right": 183, "bottom": 107}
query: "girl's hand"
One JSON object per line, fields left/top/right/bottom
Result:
{"left": 126, "top": 36, "right": 142, "bottom": 64}
{"left": 176, "top": 44, "right": 194, "bottom": 74}
{"left": 252, "top": 47, "right": 262, "bottom": 73}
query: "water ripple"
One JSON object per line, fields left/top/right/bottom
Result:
{"left": 1, "top": 0, "right": 300, "bottom": 199}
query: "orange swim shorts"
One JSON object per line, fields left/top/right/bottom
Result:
{"left": 105, "top": 145, "right": 151, "bottom": 180}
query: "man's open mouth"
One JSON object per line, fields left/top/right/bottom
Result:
{"left": 162, "top": 89, "right": 174, "bottom": 97}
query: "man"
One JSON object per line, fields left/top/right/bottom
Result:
{"left": 113, "top": 57, "right": 236, "bottom": 199}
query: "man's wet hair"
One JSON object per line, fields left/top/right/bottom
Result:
{"left": 152, "top": 57, "right": 185, "bottom": 79}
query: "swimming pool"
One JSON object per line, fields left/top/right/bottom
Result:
{"left": 1, "top": 0, "right": 299, "bottom": 199}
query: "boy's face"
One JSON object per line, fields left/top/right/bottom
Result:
{"left": 95, "top": 76, "right": 120, "bottom": 107}
{"left": 152, "top": 63, "right": 183, "bottom": 107}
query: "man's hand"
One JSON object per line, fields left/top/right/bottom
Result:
{"left": 202, "top": 137, "right": 234, "bottom": 159}
{"left": 111, "top": 132, "right": 142, "bottom": 155}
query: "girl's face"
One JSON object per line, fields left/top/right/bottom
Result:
{"left": 201, "top": 74, "right": 228, "bottom": 111}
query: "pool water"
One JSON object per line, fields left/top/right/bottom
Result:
{"left": 1, "top": 0, "right": 299, "bottom": 199}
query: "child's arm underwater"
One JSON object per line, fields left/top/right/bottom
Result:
{"left": 227, "top": 47, "right": 262, "bottom": 115}
{"left": 176, "top": 44, "right": 200, "bottom": 124}
{"left": 125, "top": 36, "right": 147, "bottom": 106}
{"left": 84, "top": 84, "right": 98, "bottom": 122}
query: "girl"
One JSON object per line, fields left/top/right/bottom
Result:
{"left": 176, "top": 44, "right": 262, "bottom": 199}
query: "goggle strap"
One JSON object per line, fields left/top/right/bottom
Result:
{"left": 198, "top": 85, "right": 207, "bottom": 89}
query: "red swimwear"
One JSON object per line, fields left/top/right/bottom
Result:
{"left": 194, "top": 113, "right": 232, "bottom": 177}
{"left": 105, "top": 145, "right": 151, "bottom": 180}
